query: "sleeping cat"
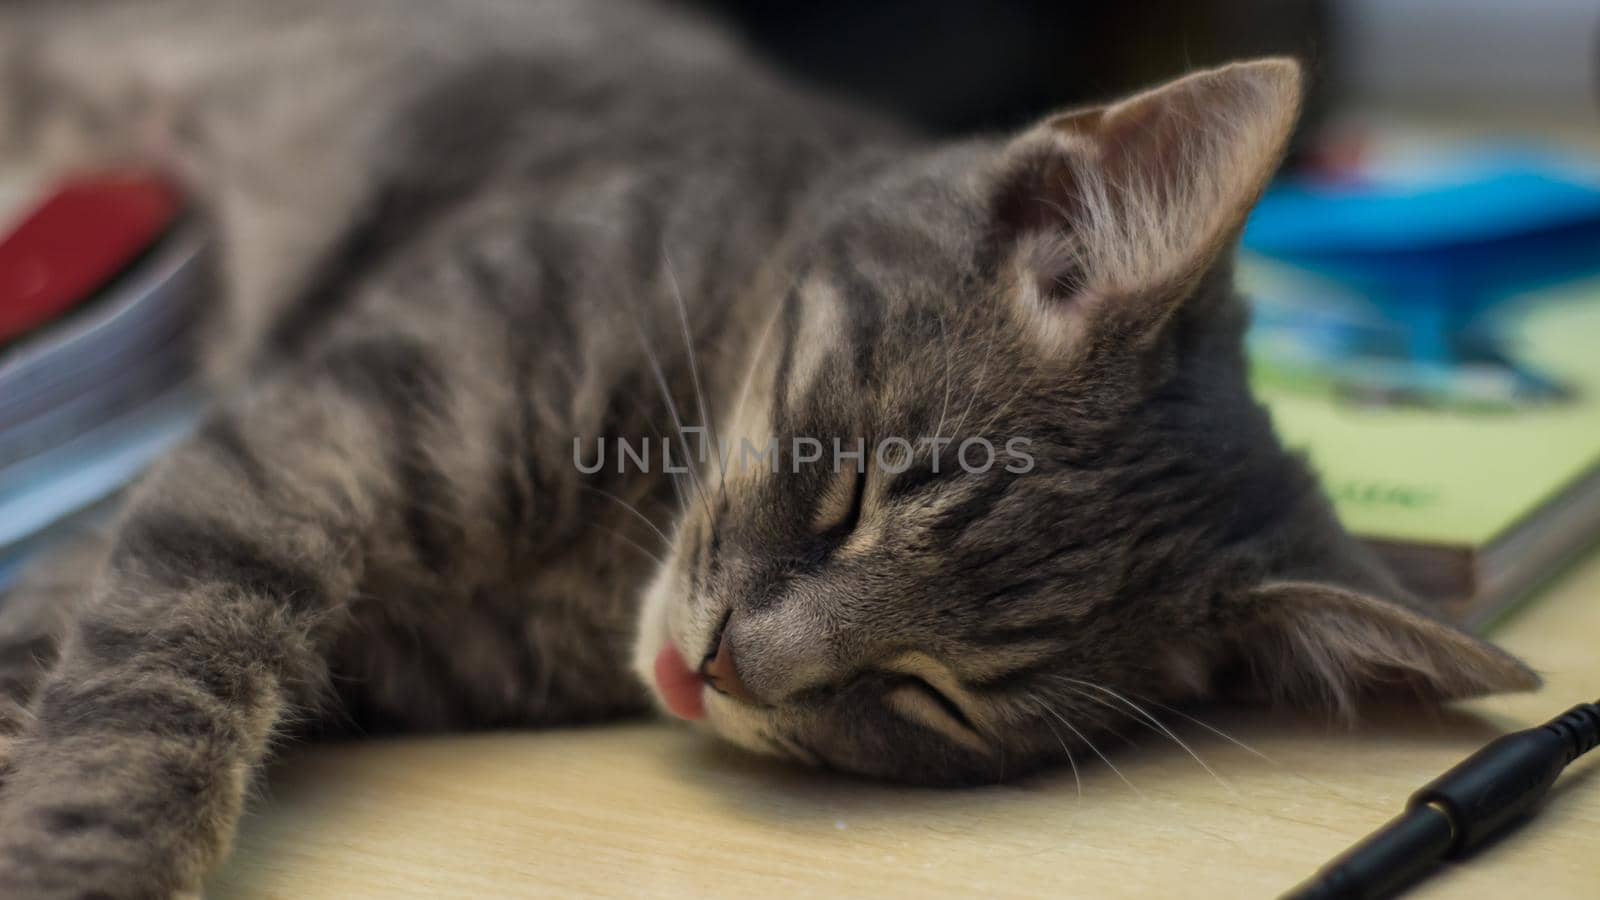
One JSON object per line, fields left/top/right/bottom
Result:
{"left": 0, "top": 1, "right": 1537, "bottom": 897}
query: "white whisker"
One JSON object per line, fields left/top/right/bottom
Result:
{"left": 1036, "top": 697, "right": 1143, "bottom": 797}
{"left": 1061, "top": 678, "right": 1232, "bottom": 793}
{"left": 1127, "top": 694, "right": 1387, "bottom": 810}
{"left": 663, "top": 250, "right": 722, "bottom": 483}
{"left": 612, "top": 383, "right": 692, "bottom": 513}
{"left": 1135, "top": 696, "right": 1273, "bottom": 763}
{"left": 727, "top": 289, "right": 789, "bottom": 474}
{"left": 932, "top": 312, "right": 953, "bottom": 443}
{"left": 632, "top": 319, "right": 713, "bottom": 518}
{"left": 974, "top": 372, "right": 1033, "bottom": 440}
{"left": 590, "top": 522, "right": 668, "bottom": 568}
{"left": 1028, "top": 699, "right": 1082, "bottom": 798}
{"left": 951, "top": 306, "right": 1004, "bottom": 440}
{"left": 579, "top": 484, "right": 672, "bottom": 547}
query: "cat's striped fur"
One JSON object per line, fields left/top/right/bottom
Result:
{"left": 0, "top": 2, "right": 1536, "bottom": 897}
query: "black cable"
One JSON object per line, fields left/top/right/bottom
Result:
{"left": 1284, "top": 698, "right": 1600, "bottom": 900}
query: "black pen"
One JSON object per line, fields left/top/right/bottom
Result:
{"left": 1284, "top": 698, "right": 1600, "bottom": 900}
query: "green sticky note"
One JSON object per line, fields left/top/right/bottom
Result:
{"left": 1245, "top": 266, "right": 1600, "bottom": 548}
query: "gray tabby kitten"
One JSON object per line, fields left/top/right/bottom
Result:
{"left": 0, "top": 1, "right": 1536, "bottom": 897}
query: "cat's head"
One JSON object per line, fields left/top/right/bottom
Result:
{"left": 632, "top": 59, "right": 1537, "bottom": 784}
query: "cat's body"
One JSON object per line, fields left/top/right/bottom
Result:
{"left": 0, "top": 2, "right": 1537, "bottom": 897}
{"left": 3, "top": 0, "right": 878, "bottom": 731}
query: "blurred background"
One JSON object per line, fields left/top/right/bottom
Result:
{"left": 3, "top": 0, "right": 1600, "bottom": 621}
{"left": 693, "top": 0, "right": 1598, "bottom": 140}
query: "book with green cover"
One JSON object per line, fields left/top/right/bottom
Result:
{"left": 1243, "top": 260, "right": 1600, "bottom": 627}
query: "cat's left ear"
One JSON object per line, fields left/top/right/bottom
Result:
{"left": 1207, "top": 580, "right": 1540, "bottom": 716}
{"left": 989, "top": 58, "right": 1301, "bottom": 353}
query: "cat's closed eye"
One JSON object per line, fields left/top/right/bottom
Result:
{"left": 884, "top": 675, "right": 987, "bottom": 752}
{"left": 814, "top": 465, "right": 869, "bottom": 537}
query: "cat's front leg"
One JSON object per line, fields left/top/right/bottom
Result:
{"left": 0, "top": 334, "right": 471, "bottom": 899}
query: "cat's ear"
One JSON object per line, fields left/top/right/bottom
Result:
{"left": 1212, "top": 581, "right": 1539, "bottom": 716}
{"left": 989, "top": 58, "right": 1301, "bottom": 353}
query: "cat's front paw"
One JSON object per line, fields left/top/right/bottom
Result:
{"left": 0, "top": 816, "right": 199, "bottom": 900}
{"left": 0, "top": 859, "right": 196, "bottom": 900}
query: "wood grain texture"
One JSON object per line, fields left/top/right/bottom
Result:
{"left": 209, "top": 553, "right": 1600, "bottom": 899}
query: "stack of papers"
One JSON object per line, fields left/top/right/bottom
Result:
{"left": 0, "top": 173, "right": 208, "bottom": 593}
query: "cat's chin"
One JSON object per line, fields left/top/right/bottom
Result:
{"left": 701, "top": 691, "right": 800, "bottom": 762}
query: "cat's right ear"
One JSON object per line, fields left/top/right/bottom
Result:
{"left": 986, "top": 58, "right": 1301, "bottom": 357}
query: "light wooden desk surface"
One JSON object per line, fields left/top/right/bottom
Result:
{"left": 210, "top": 555, "right": 1600, "bottom": 899}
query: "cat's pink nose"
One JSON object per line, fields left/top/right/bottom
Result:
{"left": 702, "top": 628, "right": 756, "bottom": 704}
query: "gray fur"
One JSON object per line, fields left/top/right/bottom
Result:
{"left": 0, "top": 2, "right": 1535, "bottom": 897}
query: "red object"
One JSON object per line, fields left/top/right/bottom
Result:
{"left": 0, "top": 172, "right": 181, "bottom": 343}
{"left": 653, "top": 641, "right": 706, "bottom": 721}
{"left": 1298, "top": 127, "right": 1374, "bottom": 187}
